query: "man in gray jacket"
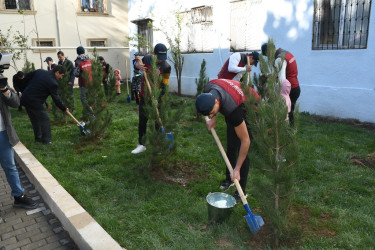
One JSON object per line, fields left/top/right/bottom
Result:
{"left": 0, "top": 75, "right": 37, "bottom": 223}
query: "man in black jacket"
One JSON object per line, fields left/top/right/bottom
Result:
{"left": 12, "top": 71, "right": 27, "bottom": 111}
{"left": 21, "top": 65, "right": 69, "bottom": 144}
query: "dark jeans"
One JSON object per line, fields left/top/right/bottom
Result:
{"left": 288, "top": 86, "right": 301, "bottom": 126}
{"left": 25, "top": 107, "right": 51, "bottom": 143}
{"left": 138, "top": 96, "right": 160, "bottom": 145}
{"left": 225, "top": 119, "right": 251, "bottom": 192}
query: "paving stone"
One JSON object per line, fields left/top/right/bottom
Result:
{"left": 26, "top": 207, "right": 46, "bottom": 216}
{"left": 20, "top": 239, "right": 47, "bottom": 250}
{"left": 0, "top": 163, "right": 77, "bottom": 250}
{"left": 2, "top": 228, "right": 26, "bottom": 240}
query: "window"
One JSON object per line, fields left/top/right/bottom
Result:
{"left": 131, "top": 18, "right": 153, "bottom": 55}
{"left": 4, "top": 0, "right": 31, "bottom": 10}
{"left": 32, "top": 38, "right": 56, "bottom": 53}
{"left": 180, "top": 6, "right": 214, "bottom": 53}
{"left": 87, "top": 38, "right": 108, "bottom": 51}
{"left": 313, "top": 0, "right": 372, "bottom": 49}
{"left": 230, "top": 0, "right": 263, "bottom": 52}
{"left": 80, "top": 0, "right": 106, "bottom": 13}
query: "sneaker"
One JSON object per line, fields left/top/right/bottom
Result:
{"left": 219, "top": 180, "right": 234, "bottom": 190}
{"left": 14, "top": 193, "right": 38, "bottom": 209}
{"left": 234, "top": 191, "right": 248, "bottom": 203}
{"left": 131, "top": 144, "right": 146, "bottom": 154}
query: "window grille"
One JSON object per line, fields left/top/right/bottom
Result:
{"left": 312, "top": 0, "right": 372, "bottom": 49}
{"left": 5, "top": 0, "right": 30, "bottom": 10}
{"left": 180, "top": 6, "right": 214, "bottom": 53}
{"left": 81, "top": 0, "right": 104, "bottom": 13}
{"left": 230, "top": 0, "right": 263, "bottom": 52}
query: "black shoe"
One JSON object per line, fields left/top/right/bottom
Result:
{"left": 234, "top": 191, "right": 247, "bottom": 203}
{"left": 0, "top": 209, "right": 2, "bottom": 224}
{"left": 14, "top": 194, "right": 38, "bottom": 209}
{"left": 42, "top": 141, "right": 52, "bottom": 145}
{"left": 219, "top": 180, "right": 234, "bottom": 190}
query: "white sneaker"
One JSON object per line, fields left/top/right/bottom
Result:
{"left": 131, "top": 144, "right": 146, "bottom": 154}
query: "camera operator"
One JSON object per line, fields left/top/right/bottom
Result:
{"left": 1, "top": 74, "right": 38, "bottom": 223}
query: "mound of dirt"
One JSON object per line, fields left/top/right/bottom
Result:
{"left": 350, "top": 152, "right": 375, "bottom": 170}
{"left": 313, "top": 115, "right": 375, "bottom": 132}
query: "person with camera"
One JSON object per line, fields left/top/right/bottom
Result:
{"left": 1, "top": 75, "right": 38, "bottom": 223}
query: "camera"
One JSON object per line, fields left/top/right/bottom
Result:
{"left": 0, "top": 53, "right": 12, "bottom": 88}
{"left": 0, "top": 53, "right": 12, "bottom": 70}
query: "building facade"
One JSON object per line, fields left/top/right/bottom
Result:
{"left": 0, "top": 0, "right": 129, "bottom": 81}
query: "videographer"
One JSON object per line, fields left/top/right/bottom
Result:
{"left": 1, "top": 74, "right": 38, "bottom": 223}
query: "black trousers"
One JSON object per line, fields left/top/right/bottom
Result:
{"left": 288, "top": 86, "right": 301, "bottom": 125}
{"left": 25, "top": 107, "right": 51, "bottom": 143}
{"left": 225, "top": 119, "right": 250, "bottom": 192}
{"left": 138, "top": 96, "right": 161, "bottom": 145}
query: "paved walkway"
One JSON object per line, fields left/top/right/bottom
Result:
{"left": 0, "top": 163, "right": 78, "bottom": 250}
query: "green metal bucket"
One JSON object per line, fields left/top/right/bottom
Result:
{"left": 206, "top": 192, "right": 236, "bottom": 223}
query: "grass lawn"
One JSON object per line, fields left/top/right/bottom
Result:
{"left": 10, "top": 89, "right": 375, "bottom": 249}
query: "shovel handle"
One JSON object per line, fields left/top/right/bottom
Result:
{"left": 143, "top": 70, "right": 164, "bottom": 127}
{"left": 125, "top": 60, "right": 130, "bottom": 95}
{"left": 66, "top": 110, "right": 81, "bottom": 126}
{"left": 204, "top": 116, "right": 249, "bottom": 205}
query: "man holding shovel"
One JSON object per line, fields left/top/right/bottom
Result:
{"left": 195, "top": 78, "right": 259, "bottom": 201}
{"left": 131, "top": 43, "right": 171, "bottom": 154}
{"left": 21, "top": 65, "right": 69, "bottom": 144}
{"left": 218, "top": 51, "right": 259, "bottom": 82}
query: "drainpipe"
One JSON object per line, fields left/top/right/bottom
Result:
{"left": 55, "top": 0, "right": 61, "bottom": 47}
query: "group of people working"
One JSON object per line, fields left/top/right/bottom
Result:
{"left": 0, "top": 42, "right": 300, "bottom": 221}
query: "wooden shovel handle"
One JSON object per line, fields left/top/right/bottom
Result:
{"left": 204, "top": 116, "right": 248, "bottom": 205}
{"left": 125, "top": 60, "right": 130, "bottom": 95}
{"left": 142, "top": 70, "right": 163, "bottom": 127}
{"left": 66, "top": 110, "right": 81, "bottom": 126}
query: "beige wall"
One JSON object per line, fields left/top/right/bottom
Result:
{"left": 0, "top": 0, "right": 129, "bottom": 83}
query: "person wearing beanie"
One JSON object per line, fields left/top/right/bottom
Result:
{"left": 195, "top": 78, "right": 259, "bottom": 201}
{"left": 73, "top": 46, "right": 93, "bottom": 118}
{"left": 261, "top": 43, "right": 300, "bottom": 126}
{"left": 131, "top": 43, "right": 171, "bottom": 154}
{"left": 217, "top": 51, "right": 259, "bottom": 82}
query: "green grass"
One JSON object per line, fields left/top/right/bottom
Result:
{"left": 10, "top": 90, "right": 375, "bottom": 249}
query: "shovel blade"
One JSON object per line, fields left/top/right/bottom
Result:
{"left": 244, "top": 214, "right": 264, "bottom": 234}
{"left": 166, "top": 132, "right": 174, "bottom": 149}
{"left": 127, "top": 95, "right": 131, "bottom": 103}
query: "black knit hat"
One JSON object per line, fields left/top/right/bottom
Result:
{"left": 76, "top": 46, "right": 85, "bottom": 55}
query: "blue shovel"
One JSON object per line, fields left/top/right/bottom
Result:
{"left": 205, "top": 116, "right": 264, "bottom": 233}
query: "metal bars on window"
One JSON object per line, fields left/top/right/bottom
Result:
{"left": 5, "top": 0, "right": 30, "bottom": 10}
{"left": 312, "top": 0, "right": 372, "bottom": 49}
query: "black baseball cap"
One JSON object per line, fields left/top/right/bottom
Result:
{"left": 195, "top": 93, "right": 216, "bottom": 116}
{"left": 154, "top": 43, "right": 167, "bottom": 60}
{"left": 44, "top": 57, "right": 53, "bottom": 62}
{"left": 250, "top": 52, "right": 259, "bottom": 67}
{"left": 99, "top": 56, "right": 104, "bottom": 60}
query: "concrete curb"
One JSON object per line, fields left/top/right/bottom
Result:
{"left": 13, "top": 142, "right": 125, "bottom": 250}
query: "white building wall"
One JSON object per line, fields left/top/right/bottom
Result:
{"left": 1, "top": 0, "right": 129, "bottom": 81}
{"left": 127, "top": 0, "right": 375, "bottom": 123}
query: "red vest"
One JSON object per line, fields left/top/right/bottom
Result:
{"left": 217, "top": 54, "right": 246, "bottom": 80}
{"left": 78, "top": 60, "right": 92, "bottom": 87}
{"left": 209, "top": 79, "right": 259, "bottom": 105}
{"left": 276, "top": 49, "right": 299, "bottom": 88}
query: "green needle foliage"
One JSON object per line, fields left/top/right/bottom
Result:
{"left": 106, "top": 65, "right": 117, "bottom": 102}
{"left": 52, "top": 60, "right": 75, "bottom": 123}
{"left": 143, "top": 56, "right": 183, "bottom": 168}
{"left": 83, "top": 48, "right": 112, "bottom": 137}
{"left": 246, "top": 38, "right": 298, "bottom": 246}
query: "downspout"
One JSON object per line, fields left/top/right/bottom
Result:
{"left": 55, "top": 0, "right": 61, "bottom": 47}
